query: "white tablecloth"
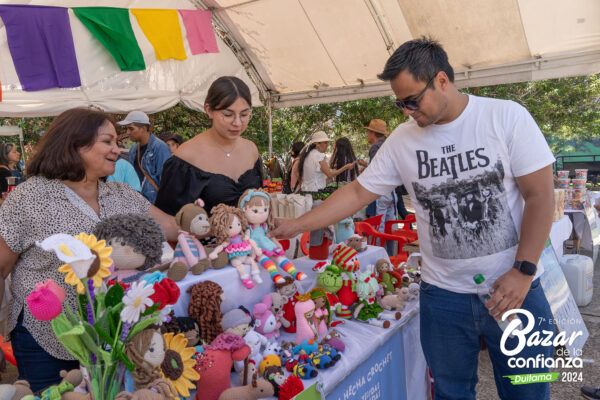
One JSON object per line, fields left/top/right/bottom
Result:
{"left": 173, "top": 245, "right": 428, "bottom": 400}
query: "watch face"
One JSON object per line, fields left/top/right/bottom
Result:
{"left": 516, "top": 261, "right": 537, "bottom": 276}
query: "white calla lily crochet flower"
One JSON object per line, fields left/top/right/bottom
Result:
{"left": 37, "top": 234, "right": 96, "bottom": 279}
{"left": 121, "top": 281, "right": 155, "bottom": 324}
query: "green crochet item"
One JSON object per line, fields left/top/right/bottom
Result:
{"left": 40, "top": 381, "right": 74, "bottom": 400}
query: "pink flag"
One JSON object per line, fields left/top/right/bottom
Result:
{"left": 178, "top": 10, "right": 219, "bottom": 55}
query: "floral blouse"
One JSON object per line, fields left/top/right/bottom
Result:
{"left": 0, "top": 176, "right": 150, "bottom": 359}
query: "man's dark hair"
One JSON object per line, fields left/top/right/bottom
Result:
{"left": 378, "top": 36, "right": 454, "bottom": 83}
{"left": 27, "top": 108, "right": 115, "bottom": 181}
{"left": 205, "top": 76, "right": 252, "bottom": 111}
{"left": 133, "top": 122, "right": 150, "bottom": 131}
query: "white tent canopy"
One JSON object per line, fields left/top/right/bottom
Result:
{"left": 0, "top": 0, "right": 599, "bottom": 115}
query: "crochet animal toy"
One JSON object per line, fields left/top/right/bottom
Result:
{"left": 93, "top": 214, "right": 165, "bottom": 283}
{"left": 209, "top": 204, "right": 263, "bottom": 289}
{"left": 353, "top": 271, "right": 400, "bottom": 328}
{"left": 166, "top": 199, "right": 212, "bottom": 281}
{"left": 194, "top": 333, "right": 251, "bottom": 400}
{"left": 321, "top": 329, "right": 345, "bottom": 353}
{"left": 261, "top": 292, "right": 286, "bottom": 331}
{"left": 124, "top": 328, "right": 166, "bottom": 391}
{"left": 345, "top": 235, "right": 367, "bottom": 253}
{"left": 217, "top": 372, "right": 274, "bottom": 400}
{"left": 239, "top": 189, "right": 306, "bottom": 283}
{"left": 262, "top": 341, "right": 282, "bottom": 358}
{"left": 375, "top": 259, "right": 398, "bottom": 295}
{"left": 380, "top": 294, "right": 406, "bottom": 312}
{"left": 0, "top": 380, "right": 33, "bottom": 399}
{"left": 335, "top": 217, "right": 355, "bottom": 244}
{"left": 241, "top": 328, "right": 268, "bottom": 368}
{"left": 294, "top": 294, "right": 318, "bottom": 345}
{"left": 187, "top": 280, "right": 224, "bottom": 345}
{"left": 253, "top": 301, "right": 279, "bottom": 339}
{"left": 274, "top": 277, "right": 300, "bottom": 333}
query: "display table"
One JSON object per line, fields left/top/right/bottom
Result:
{"left": 173, "top": 245, "right": 428, "bottom": 400}
{"left": 550, "top": 215, "right": 573, "bottom": 259}
{"left": 564, "top": 194, "right": 600, "bottom": 262}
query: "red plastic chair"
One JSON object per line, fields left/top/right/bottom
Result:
{"left": 384, "top": 214, "right": 418, "bottom": 243}
{"left": 354, "top": 222, "right": 409, "bottom": 266}
{"left": 362, "top": 214, "right": 383, "bottom": 231}
{"left": 300, "top": 232, "right": 310, "bottom": 256}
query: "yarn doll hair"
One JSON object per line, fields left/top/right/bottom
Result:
{"left": 355, "top": 271, "right": 379, "bottom": 300}
{"left": 160, "top": 310, "right": 180, "bottom": 334}
{"left": 124, "top": 328, "right": 164, "bottom": 388}
{"left": 93, "top": 213, "right": 165, "bottom": 270}
{"left": 238, "top": 188, "right": 274, "bottom": 230}
{"left": 209, "top": 204, "right": 248, "bottom": 245}
{"left": 115, "top": 378, "right": 178, "bottom": 399}
{"left": 187, "top": 280, "right": 224, "bottom": 344}
{"left": 274, "top": 276, "right": 294, "bottom": 291}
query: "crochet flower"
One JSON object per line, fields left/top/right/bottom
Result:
{"left": 27, "top": 286, "right": 62, "bottom": 321}
{"left": 120, "top": 281, "right": 155, "bottom": 324}
{"left": 38, "top": 234, "right": 95, "bottom": 288}
{"left": 71, "top": 233, "right": 112, "bottom": 290}
{"left": 149, "top": 278, "right": 180, "bottom": 310}
{"left": 158, "top": 305, "right": 174, "bottom": 325}
{"left": 34, "top": 279, "right": 66, "bottom": 303}
{"left": 160, "top": 332, "right": 199, "bottom": 397}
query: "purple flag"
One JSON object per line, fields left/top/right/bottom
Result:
{"left": 0, "top": 5, "right": 81, "bottom": 91}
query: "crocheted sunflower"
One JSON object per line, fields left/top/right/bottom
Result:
{"left": 161, "top": 332, "right": 200, "bottom": 397}
{"left": 57, "top": 233, "right": 112, "bottom": 294}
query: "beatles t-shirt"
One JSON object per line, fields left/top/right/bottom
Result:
{"left": 357, "top": 95, "right": 555, "bottom": 293}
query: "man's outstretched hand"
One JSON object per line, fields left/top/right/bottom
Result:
{"left": 270, "top": 218, "right": 304, "bottom": 239}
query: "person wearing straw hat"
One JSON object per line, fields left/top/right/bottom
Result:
{"left": 295, "top": 131, "right": 354, "bottom": 193}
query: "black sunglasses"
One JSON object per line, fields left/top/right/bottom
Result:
{"left": 394, "top": 76, "right": 435, "bottom": 111}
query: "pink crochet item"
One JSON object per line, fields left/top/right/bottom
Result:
{"left": 241, "top": 277, "right": 254, "bottom": 289}
{"left": 34, "top": 279, "right": 66, "bottom": 303}
{"left": 26, "top": 287, "right": 62, "bottom": 321}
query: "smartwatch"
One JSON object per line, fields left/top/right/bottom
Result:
{"left": 513, "top": 260, "right": 537, "bottom": 276}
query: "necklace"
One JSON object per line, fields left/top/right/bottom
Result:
{"left": 211, "top": 134, "right": 237, "bottom": 158}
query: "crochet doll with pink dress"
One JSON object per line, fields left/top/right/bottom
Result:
{"left": 208, "top": 204, "right": 263, "bottom": 289}
{"left": 239, "top": 189, "right": 306, "bottom": 283}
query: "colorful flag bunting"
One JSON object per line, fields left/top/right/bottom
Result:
{"left": 72, "top": 7, "right": 146, "bottom": 71}
{"left": 178, "top": 10, "right": 219, "bottom": 55}
{"left": 131, "top": 9, "right": 187, "bottom": 61}
{"left": 0, "top": 5, "right": 81, "bottom": 91}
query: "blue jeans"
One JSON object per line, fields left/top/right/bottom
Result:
{"left": 420, "top": 279, "right": 553, "bottom": 400}
{"left": 11, "top": 312, "right": 79, "bottom": 393}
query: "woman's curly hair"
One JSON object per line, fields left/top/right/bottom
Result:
{"left": 209, "top": 204, "right": 248, "bottom": 245}
{"left": 187, "top": 280, "right": 224, "bottom": 344}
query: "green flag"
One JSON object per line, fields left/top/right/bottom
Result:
{"left": 73, "top": 7, "right": 145, "bottom": 71}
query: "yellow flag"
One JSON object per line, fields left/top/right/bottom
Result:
{"left": 131, "top": 9, "right": 187, "bottom": 60}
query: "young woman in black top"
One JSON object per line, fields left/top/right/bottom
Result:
{"left": 155, "top": 77, "right": 262, "bottom": 215}
{"left": 329, "top": 137, "right": 359, "bottom": 184}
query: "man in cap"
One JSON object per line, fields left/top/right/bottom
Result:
{"left": 118, "top": 111, "right": 171, "bottom": 203}
{"left": 272, "top": 37, "right": 555, "bottom": 399}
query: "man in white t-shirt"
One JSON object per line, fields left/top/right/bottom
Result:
{"left": 273, "top": 38, "right": 555, "bottom": 400}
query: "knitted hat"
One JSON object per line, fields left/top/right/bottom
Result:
{"left": 221, "top": 308, "right": 252, "bottom": 331}
{"left": 332, "top": 244, "right": 359, "bottom": 271}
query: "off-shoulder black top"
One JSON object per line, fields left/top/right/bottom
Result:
{"left": 155, "top": 156, "right": 263, "bottom": 216}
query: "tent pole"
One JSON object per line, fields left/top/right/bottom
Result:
{"left": 268, "top": 97, "right": 273, "bottom": 159}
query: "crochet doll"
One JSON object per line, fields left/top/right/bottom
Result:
{"left": 93, "top": 214, "right": 164, "bottom": 283}
{"left": 167, "top": 199, "right": 212, "bottom": 281}
{"left": 275, "top": 277, "right": 300, "bottom": 333}
{"left": 239, "top": 189, "right": 306, "bottom": 283}
{"left": 375, "top": 258, "right": 398, "bottom": 295}
{"left": 309, "top": 287, "right": 331, "bottom": 341}
{"left": 124, "top": 328, "right": 166, "bottom": 391}
{"left": 353, "top": 271, "right": 400, "bottom": 328}
{"left": 194, "top": 333, "right": 251, "bottom": 400}
{"left": 293, "top": 294, "right": 318, "bottom": 345}
{"left": 187, "top": 280, "right": 224, "bottom": 345}
{"left": 209, "top": 204, "right": 263, "bottom": 289}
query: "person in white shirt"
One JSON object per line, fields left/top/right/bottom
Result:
{"left": 272, "top": 38, "right": 555, "bottom": 400}
{"left": 296, "top": 131, "right": 353, "bottom": 192}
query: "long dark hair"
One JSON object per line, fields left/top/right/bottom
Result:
{"left": 330, "top": 137, "right": 358, "bottom": 183}
{"left": 205, "top": 76, "right": 252, "bottom": 111}
{"left": 0, "top": 143, "right": 15, "bottom": 167}
{"left": 27, "top": 108, "right": 115, "bottom": 181}
{"left": 295, "top": 143, "right": 317, "bottom": 191}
